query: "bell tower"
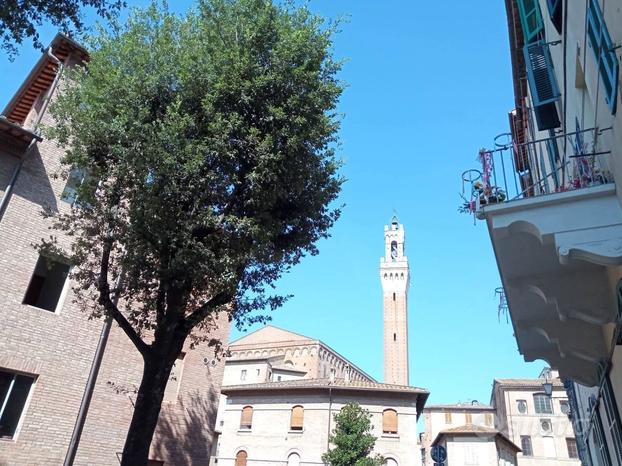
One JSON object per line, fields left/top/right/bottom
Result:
{"left": 380, "top": 216, "right": 409, "bottom": 385}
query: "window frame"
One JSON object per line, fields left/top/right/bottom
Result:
{"left": 520, "top": 435, "right": 534, "bottom": 456}
{"left": 517, "top": 0, "right": 544, "bottom": 43}
{"left": 382, "top": 408, "right": 398, "bottom": 435}
{"left": 22, "top": 255, "right": 71, "bottom": 313}
{"left": 566, "top": 437, "right": 579, "bottom": 459}
{"left": 290, "top": 405, "right": 304, "bottom": 431}
{"left": 517, "top": 399, "right": 528, "bottom": 414}
{"left": 601, "top": 374, "right": 622, "bottom": 463}
{"left": 239, "top": 406, "right": 253, "bottom": 431}
{"left": 0, "top": 369, "right": 36, "bottom": 440}
{"left": 533, "top": 393, "right": 554, "bottom": 414}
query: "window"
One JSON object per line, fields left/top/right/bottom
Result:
{"left": 0, "top": 369, "right": 35, "bottom": 439}
{"left": 517, "top": 0, "right": 544, "bottom": 43}
{"left": 290, "top": 405, "right": 304, "bottom": 431}
{"left": 465, "top": 412, "right": 472, "bottom": 424}
{"left": 533, "top": 393, "right": 553, "bottom": 414}
{"left": 235, "top": 450, "right": 247, "bottom": 466}
{"left": 277, "top": 375, "right": 282, "bottom": 381}
{"left": 485, "top": 413, "right": 493, "bottom": 426}
{"left": 587, "top": 0, "right": 619, "bottom": 113}
{"left": 382, "top": 409, "right": 398, "bottom": 434}
{"left": 444, "top": 411, "right": 452, "bottom": 424}
{"left": 602, "top": 375, "right": 622, "bottom": 462}
{"left": 545, "top": 0, "right": 562, "bottom": 34}
{"left": 559, "top": 399, "right": 570, "bottom": 415}
{"left": 540, "top": 418, "right": 553, "bottom": 434}
{"left": 287, "top": 452, "right": 300, "bottom": 466}
{"left": 520, "top": 436, "right": 533, "bottom": 456}
{"left": 517, "top": 399, "right": 528, "bottom": 414}
{"left": 392, "top": 293, "right": 395, "bottom": 301}
{"left": 240, "top": 406, "right": 253, "bottom": 430}
{"left": 163, "top": 353, "right": 185, "bottom": 403}
{"left": 256, "top": 369, "right": 260, "bottom": 376}
{"left": 524, "top": 41, "right": 561, "bottom": 130}
{"left": 566, "top": 438, "right": 579, "bottom": 459}
{"left": 240, "top": 369, "right": 247, "bottom": 381}
{"left": 23, "top": 255, "right": 70, "bottom": 312}
{"left": 61, "top": 167, "right": 88, "bottom": 206}
{"left": 393, "top": 333, "right": 396, "bottom": 342}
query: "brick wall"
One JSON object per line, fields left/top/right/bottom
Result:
{"left": 0, "top": 62, "right": 229, "bottom": 465}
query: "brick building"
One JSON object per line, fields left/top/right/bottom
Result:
{"left": 0, "top": 34, "right": 228, "bottom": 465}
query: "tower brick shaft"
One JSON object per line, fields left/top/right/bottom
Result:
{"left": 380, "top": 216, "right": 409, "bottom": 385}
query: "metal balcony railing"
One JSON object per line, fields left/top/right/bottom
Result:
{"left": 460, "top": 123, "right": 613, "bottom": 215}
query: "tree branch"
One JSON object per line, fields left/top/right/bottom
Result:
{"left": 98, "top": 237, "right": 150, "bottom": 357}
{"left": 182, "top": 291, "right": 233, "bottom": 332}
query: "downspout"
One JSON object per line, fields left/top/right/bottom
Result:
{"left": 0, "top": 46, "right": 65, "bottom": 222}
{"left": 325, "top": 385, "right": 333, "bottom": 460}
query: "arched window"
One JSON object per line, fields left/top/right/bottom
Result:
{"left": 290, "top": 405, "right": 304, "bottom": 431}
{"left": 287, "top": 452, "right": 300, "bottom": 466}
{"left": 235, "top": 450, "right": 247, "bottom": 466}
{"left": 240, "top": 406, "right": 253, "bottom": 430}
{"left": 382, "top": 409, "right": 398, "bottom": 434}
{"left": 386, "top": 459, "right": 398, "bottom": 466}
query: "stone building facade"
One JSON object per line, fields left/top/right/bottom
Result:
{"left": 226, "top": 325, "right": 373, "bottom": 382}
{"left": 421, "top": 402, "right": 497, "bottom": 465}
{"left": 217, "top": 378, "right": 428, "bottom": 466}
{"left": 491, "top": 371, "right": 580, "bottom": 466}
{"left": 0, "top": 34, "right": 228, "bottom": 465}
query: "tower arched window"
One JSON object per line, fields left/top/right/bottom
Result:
{"left": 235, "top": 450, "right": 247, "bottom": 466}
{"left": 290, "top": 405, "right": 304, "bottom": 431}
{"left": 240, "top": 406, "right": 253, "bottom": 430}
{"left": 382, "top": 409, "right": 398, "bottom": 434}
{"left": 390, "top": 241, "right": 398, "bottom": 260}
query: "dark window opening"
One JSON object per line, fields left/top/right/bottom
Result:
{"left": 392, "top": 292, "right": 396, "bottom": 301}
{"left": 0, "top": 369, "right": 35, "bottom": 439}
{"left": 393, "top": 333, "right": 396, "bottom": 342}
{"left": 23, "top": 256, "right": 70, "bottom": 312}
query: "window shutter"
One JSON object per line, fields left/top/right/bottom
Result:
{"left": 587, "top": 0, "right": 619, "bottom": 113}
{"left": 382, "top": 409, "right": 398, "bottom": 434}
{"left": 524, "top": 42, "right": 561, "bottom": 106}
{"left": 240, "top": 406, "right": 253, "bottom": 429}
{"left": 524, "top": 41, "right": 561, "bottom": 130}
{"left": 517, "top": 0, "right": 544, "bottom": 43}
{"left": 290, "top": 406, "right": 304, "bottom": 430}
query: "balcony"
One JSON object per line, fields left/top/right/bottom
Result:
{"left": 464, "top": 117, "right": 622, "bottom": 386}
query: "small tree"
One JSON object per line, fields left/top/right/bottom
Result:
{"left": 44, "top": 1, "right": 343, "bottom": 465}
{"left": 322, "top": 403, "right": 386, "bottom": 466}
{"left": 0, "top": 0, "right": 125, "bottom": 59}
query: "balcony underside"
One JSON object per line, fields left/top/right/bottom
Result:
{"left": 480, "top": 184, "right": 622, "bottom": 386}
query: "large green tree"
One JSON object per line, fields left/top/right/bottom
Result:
{"left": 322, "top": 403, "right": 386, "bottom": 466}
{"left": 45, "top": 1, "right": 343, "bottom": 464}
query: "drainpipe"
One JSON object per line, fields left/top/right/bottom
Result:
{"left": 325, "top": 385, "right": 333, "bottom": 460}
{"left": 0, "top": 47, "right": 65, "bottom": 223}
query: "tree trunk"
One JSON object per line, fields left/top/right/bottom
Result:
{"left": 120, "top": 337, "right": 183, "bottom": 466}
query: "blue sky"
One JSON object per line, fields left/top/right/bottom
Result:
{"left": 0, "top": 1, "right": 545, "bottom": 404}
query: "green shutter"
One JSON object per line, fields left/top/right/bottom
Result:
{"left": 517, "top": 0, "right": 544, "bottom": 43}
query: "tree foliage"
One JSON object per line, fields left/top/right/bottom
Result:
{"left": 0, "top": 0, "right": 125, "bottom": 59}
{"left": 322, "top": 403, "right": 386, "bottom": 466}
{"left": 44, "top": 1, "right": 343, "bottom": 464}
